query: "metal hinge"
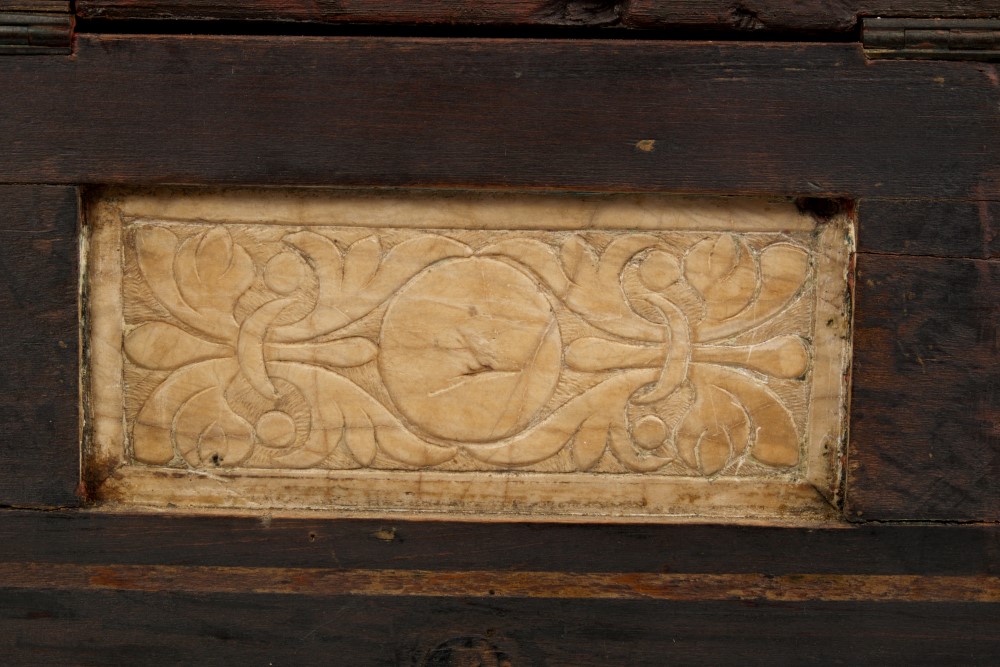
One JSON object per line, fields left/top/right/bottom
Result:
{"left": 863, "top": 17, "right": 1000, "bottom": 61}
{"left": 0, "top": 2, "right": 73, "bottom": 55}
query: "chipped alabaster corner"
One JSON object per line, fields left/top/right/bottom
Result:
{"left": 86, "top": 188, "right": 853, "bottom": 522}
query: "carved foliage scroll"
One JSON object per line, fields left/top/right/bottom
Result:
{"left": 120, "top": 223, "right": 819, "bottom": 478}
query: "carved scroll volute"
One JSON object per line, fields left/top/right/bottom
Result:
{"left": 122, "top": 220, "right": 815, "bottom": 478}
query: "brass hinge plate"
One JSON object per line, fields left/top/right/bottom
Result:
{"left": 864, "top": 17, "right": 1000, "bottom": 61}
{"left": 0, "top": 4, "right": 73, "bottom": 55}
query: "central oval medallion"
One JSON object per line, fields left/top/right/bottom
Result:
{"left": 379, "top": 257, "right": 561, "bottom": 443}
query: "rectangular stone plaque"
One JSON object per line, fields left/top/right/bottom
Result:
{"left": 86, "top": 188, "right": 853, "bottom": 522}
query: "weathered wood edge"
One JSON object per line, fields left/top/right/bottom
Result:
{"left": 73, "top": 0, "right": 1000, "bottom": 35}
{"left": 625, "top": 1, "right": 1000, "bottom": 33}
{"left": 858, "top": 199, "right": 1000, "bottom": 259}
{"left": 0, "top": 509, "right": 996, "bottom": 574}
{"left": 0, "top": 186, "right": 79, "bottom": 508}
{"left": 1, "top": 590, "right": 996, "bottom": 665}
{"left": 6, "top": 563, "right": 1000, "bottom": 602}
{"left": 849, "top": 250, "right": 1000, "bottom": 520}
{"left": 76, "top": 0, "right": 622, "bottom": 26}
{"left": 0, "top": 36, "right": 996, "bottom": 200}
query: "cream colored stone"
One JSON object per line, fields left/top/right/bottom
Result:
{"left": 86, "top": 188, "right": 853, "bottom": 522}
{"left": 379, "top": 257, "right": 562, "bottom": 443}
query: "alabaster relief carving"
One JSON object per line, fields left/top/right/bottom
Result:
{"left": 87, "top": 190, "right": 853, "bottom": 520}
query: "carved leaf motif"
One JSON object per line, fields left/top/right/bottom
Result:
{"left": 132, "top": 358, "right": 242, "bottom": 465}
{"left": 134, "top": 225, "right": 256, "bottom": 342}
{"left": 270, "top": 231, "right": 346, "bottom": 339}
{"left": 560, "top": 236, "right": 666, "bottom": 342}
{"left": 684, "top": 234, "right": 757, "bottom": 326}
{"left": 376, "top": 426, "right": 456, "bottom": 468}
{"left": 678, "top": 364, "right": 800, "bottom": 474}
{"left": 236, "top": 298, "right": 296, "bottom": 400}
{"left": 468, "top": 369, "right": 665, "bottom": 469}
{"left": 571, "top": 415, "right": 610, "bottom": 471}
{"left": 174, "top": 386, "right": 254, "bottom": 468}
{"left": 342, "top": 235, "right": 381, "bottom": 292}
{"left": 479, "top": 239, "right": 570, "bottom": 295}
{"left": 272, "top": 233, "right": 470, "bottom": 343}
{"left": 629, "top": 295, "right": 690, "bottom": 405}
{"left": 608, "top": 422, "right": 669, "bottom": 472}
{"left": 691, "top": 335, "right": 809, "bottom": 379}
{"left": 359, "top": 235, "right": 471, "bottom": 315}
{"left": 752, "top": 242, "right": 810, "bottom": 328}
{"left": 268, "top": 337, "right": 377, "bottom": 371}
{"left": 675, "top": 379, "right": 751, "bottom": 475}
{"left": 691, "top": 240, "right": 809, "bottom": 342}
{"left": 134, "top": 227, "right": 227, "bottom": 340}
{"left": 268, "top": 362, "right": 457, "bottom": 467}
{"left": 342, "top": 405, "right": 378, "bottom": 467}
{"left": 124, "top": 321, "right": 230, "bottom": 370}
{"left": 174, "top": 228, "right": 254, "bottom": 328}
{"left": 263, "top": 363, "right": 344, "bottom": 469}
{"left": 560, "top": 236, "right": 597, "bottom": 285}
{"left": 122, "top": 223, "right": 819, "bottom": 477}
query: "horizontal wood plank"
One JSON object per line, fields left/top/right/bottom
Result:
{"left": 0, "top": 1, "right": 70, "bottom": 11}
{"left": 849, "top": 252, "right": 1000, "bottom": 520}
{"left": 5, "top": 563, "right": 1000, "bottom": 602}
{"left": 1, "top": 511, "right": 998, "bottom": 575}
{"left": 75, "top": 0, "right": 1000, "bottom": 34}
{"left": 1, "top": 589, "right": 997, "bottom": 665}
{"left": 0, "top": 187, "right": 79, "bottom": 508}
{"left": 859, "top": 199, "right": 1000, "bottom": 259}
{"left": 0, "top": 36, "right": 996, "bottom": 199}
{"left": 77, "top": 0, "right": 620, "bottom": 26}
{"left": 2, "top": 509, "right": 997, "bottom": 661}
{"left": 624, "top": 1, "right": 1000, "bottom": 32}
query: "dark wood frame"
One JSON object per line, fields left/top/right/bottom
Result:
{"left": 0, "top": 26, "right": 997, "bottom": 664}
{"left": 74, "top": 0, "right": 1000, "bottom": 33}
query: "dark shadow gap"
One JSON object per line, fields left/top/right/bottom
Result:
{"left": 74, "top": 17, "right": 862, "bottom": 43}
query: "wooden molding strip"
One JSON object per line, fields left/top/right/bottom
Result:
{"left": 73, "top": 0, "right": 1000, "bottom": 34}
{"left": 76, "top": 0, "right": 621, "bottom": 26}
{"left": 624, "top": 1, "right": 1000, "bottom": 32}
{"left": 5, "top": 563, "right": 999, "bottom": 602}
{"left": 2, "top": 511, "right": 997, "bottom": 575}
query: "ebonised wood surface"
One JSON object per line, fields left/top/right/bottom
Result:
{"left": 4, "top": 590, "right": 996, "bottom": 665}
{"left": 850, "top": 250, "right": 1000, "bottom": 520}
{"left": 0, "top": 511, "right": 996, "bottom": 664}
{"left": 0, "top": 511, "right": 994, "bottom": 574}
{"left": 0, "top": 186, "right": 79, "bottom": 508}
{"left": 859, "top": 199, "right": 1000, "bottom": 260}
{"left": 74, "top": 0, "right": 1000, "bottom": 34}
{"left": 625, "top": 1, "right": 1000, "bottom": 32}
{"left": 0, "top": 37, "right": 997, "bottom": 200}
{"left": 0, "top": 21, "right": 997, "bottom": 663}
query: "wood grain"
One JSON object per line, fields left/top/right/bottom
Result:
{"left": 0, "top": 589, "right": 996, "bottom": 665}
{"left": 75, "top": 0, "right": 1000, "bottom": 33}
{"left": 0, "top": 1, "right": 70, "bottom": 10}
{"left": 624, "top": 1, "right": 1000, "bottom": 32}
{"left": 6, "top": 563, "right": 1000, "bottom": 602}
{"left": 0, "top": 187, "right": 79, "bottom": 508}
{"left": 1, "top": 511, "right": 997, "bottom": 575}
{"left": 2, "top": 511, "right": 997, "bottom": 662}
{"left": 0, "top": 13, "right": 995, "bottom": 664}
{"left": 0, "top": 36, "right": 997, "bottom": 199}
{"left": 77, "top": 0, "right": 620, "bottom": 26}
{"left": 859, "top": 199, "right": 1000, "bottom": 259}
{"left": 849, "top": 252, "right": 1000, "bottom": 520}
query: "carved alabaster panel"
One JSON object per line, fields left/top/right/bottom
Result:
{"left": 87, "top": 189, "right": 853, "bottom": 521}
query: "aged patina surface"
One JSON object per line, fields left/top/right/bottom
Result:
{"left": 87, "top": 189, "right": 852, "bottom": 520}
